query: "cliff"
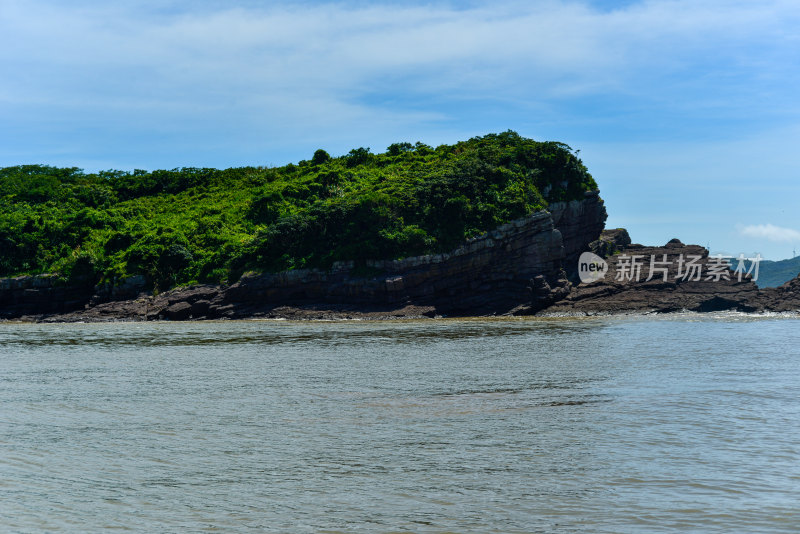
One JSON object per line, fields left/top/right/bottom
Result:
{"left": 217, "top": 191, "right": 606, "bottom": 318}
{"left": 1, "top": 193, "right": 607, "bottom": 321}
{"left": 7, "top": 215, "right": 800, "bottom": 321}
{"left": 549, "top": 195, "right": 608, "bottom": 278}
{"left": 1, "top": 133, "right": 598, "bottom": 292}
{"left": 0, "top": 275, "right": 95, "bottom": 318}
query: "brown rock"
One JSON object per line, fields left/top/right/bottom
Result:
{"left": 1, "top": 194, "right": 608, "bottom": 321}
{"left": 749, "top": 274, "right": 800, "bottom": 311}
{"left": 543, "top": 241, "right": 763, "bottom": 314}
{"left": 590, "top": 228, "right": 632, "bottom": 258}
{"left": 164, "top": 301, "right": 192, "bottom": 321}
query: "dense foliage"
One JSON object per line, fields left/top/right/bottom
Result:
{"left": 0, "top": 131, "right": 597, "bottom": 290}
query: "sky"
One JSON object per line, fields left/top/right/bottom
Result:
{"left": 1, "top": 0, "right": 799, "bottom": 259}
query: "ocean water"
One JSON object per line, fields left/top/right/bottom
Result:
{"left": 1, "top": 314, "right": 799, "bottom": 533}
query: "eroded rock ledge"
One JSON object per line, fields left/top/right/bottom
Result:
{"left": 2, "top": 192, "right": 607, "bottom": 321}
{"left": 542, "top": 230, "right": 797, "bottom": 315}
{"left": 4, "top": 195, "right": 797, "bottom": 322}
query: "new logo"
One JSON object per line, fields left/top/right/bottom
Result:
{"left": 578, "top": 252, "right": 608, "bottom": 284}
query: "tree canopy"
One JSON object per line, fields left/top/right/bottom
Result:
{"left": 0, "top": 131, "right": 597, "bottom": 290}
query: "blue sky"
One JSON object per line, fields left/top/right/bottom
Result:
{"left": 2, "top": 0, "right": 799, "bottom": 259}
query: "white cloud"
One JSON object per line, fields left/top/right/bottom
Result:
{"left": 1, "top": 0, "right": 799, "bottom": 168}
{"left": 739, "top": 224, "right": 800, "bottom": 243}
{"left": 3, "top": 0, "right": 798, "bottom": 106}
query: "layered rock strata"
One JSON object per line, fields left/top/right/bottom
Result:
{"left": 543, "top": 234, "right": 772, "bottom": 315}
{"left": 1, "top": 192, "right": 607, "bottom": 321}
{"left": 0, "top": 275, "right": 95, "bottom": 318}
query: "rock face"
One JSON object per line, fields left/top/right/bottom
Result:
{"left": 223, "top": 211, "right": 558, "bottom": 317}
{"left": 589, "top": 228, "right": 631, "bottom": 258}
{"left": 1, "top": 192, "right": 607, "bottom": 321}
{"left": 543, "top": 235, "right": 765, "bottom": 314}
{"left": 0, "top": 275, "right": 95, "bottom": 319}
{"left": 7, "top": 202, "right": 800, "bottom": 321}
{"left": 550, "top": 194, "right": 609, "bottom": 278}
{"left": 750, "top": 275, "right": 800, "bottom": 311}
{"left": 218, "top": 191, "right": 604, "bottom": 318}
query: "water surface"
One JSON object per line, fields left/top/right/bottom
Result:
{"left": 1, "top": 314, "right": 799, "bottom": 532}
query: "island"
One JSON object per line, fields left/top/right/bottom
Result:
{"left": 1, "top": 132, "right": 797, "bottom": 321}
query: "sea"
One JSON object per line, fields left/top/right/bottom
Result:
{"left": 1, "top": 313, "right": 799, "bottom": 532}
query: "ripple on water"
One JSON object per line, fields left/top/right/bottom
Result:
{"left": 1, "top": 315, "right": 799, "bottom": 532}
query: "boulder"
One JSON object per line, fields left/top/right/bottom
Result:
{"left": 164, "top": 301, "right": 192, "bottom": 321}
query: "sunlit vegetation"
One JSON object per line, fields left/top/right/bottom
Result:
{"left": 0, "top": 131, "right": 597, "bottom": 290}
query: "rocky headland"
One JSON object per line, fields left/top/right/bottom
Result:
{"left": 2, "top": 193, "right": 798, "bottom": 322}
{"left": 2, "top": 192, "right": 604, "bottom": 321}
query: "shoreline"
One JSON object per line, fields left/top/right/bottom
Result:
{"left": 4, "top": 224, "right": 800, "bottom": 323}
{"left": 3, "top": 305, "right": 799, "bottom": 324}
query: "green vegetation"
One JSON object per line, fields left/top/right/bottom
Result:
{"left": 0, "top": 131, "right": 597, "bottom": 290}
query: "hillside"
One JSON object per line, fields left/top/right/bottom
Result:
{"left": 0, "top": 131, "right": 597, "bottom": 292}
{"left": 756, "top": 256, "right": 800, "bottom": 288}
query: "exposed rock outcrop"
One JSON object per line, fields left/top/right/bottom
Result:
{"left": 589, "top": 228, "right": 632, "bottom": 258}
{"left": 0, "top": 275, "right": 95, "bottom": 319}
{"left": 543, "top": 236, "right": 777, "bottom": 315}
{"left": 3, "top": 192, "right": 607, "bottom": 321}
{"left": 222, "top": 209, "right": 565, "bottom": 318}
{"left": 551, "top": 195, "right": 609, "bottom": 277}
{"left": 749, "top": 275, "right": 800, "bottom": 311}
